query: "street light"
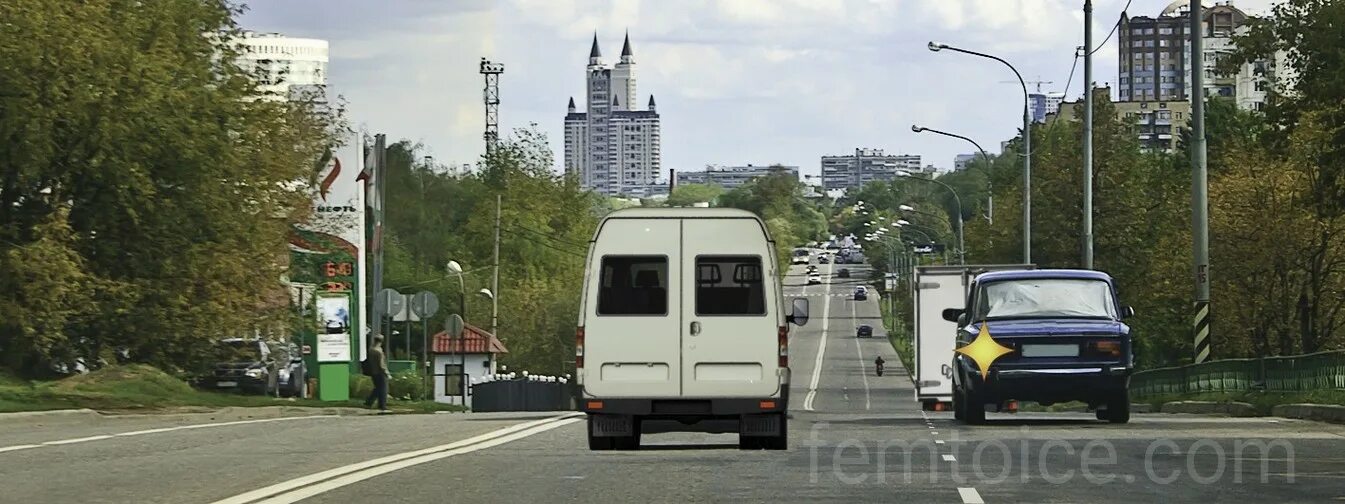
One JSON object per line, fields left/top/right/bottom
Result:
{"left": 895, "top": 171, "right": 965, "bottom": 265}
{"left": 927, "top": 40, "right": 1030, "bottom": 263}
{"left": 899, "top": 204, "right": 915, "bottom": 212}
{"left": 446, "top": 260, "right": 469, "bottom": 406}
{"left": 478, "top": 288, "right": 494, "bottom": 300}
{"left": 911, "top": 124, "right": 994, "bottom": 224}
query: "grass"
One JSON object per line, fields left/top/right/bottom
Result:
{"left": 1133, "top": 389, "right": 1345, "bottom": 415}
{"left": 0, "top": 365, "right": 466, "bottom": 414}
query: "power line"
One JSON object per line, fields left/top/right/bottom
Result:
{"left": 1088, "top": 0, "right": 1134, "bottom": 56}
{"left": 1063, "top": 46, "right": 1083, "bottom": 96}
{"left": 502, "top": 227, "right": 587, "bottom": 258}
{"left": 513, "top": 224, "right": 590, "bottom": 250}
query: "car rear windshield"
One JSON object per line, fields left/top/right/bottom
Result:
{"left": 597, "top": 255, "right": 668, "bottom": 315}
{"left": 696, "top": 255, "right": 766, "bottom": 315}
{"left": 976, "top": 278, "right": 1117, "bottom": 320}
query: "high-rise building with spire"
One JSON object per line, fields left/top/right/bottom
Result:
{"left": 564, "top": 32, "right": 662, "bottom": 196}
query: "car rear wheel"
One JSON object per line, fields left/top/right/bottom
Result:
{"left": 962, "top": 389, "right": 986, "bottom": 425}
{"left": 953, "top": 388, "right": 966, "bottom": 421}
{"left": 1105, "top": 394, "right": 1131, "bottom": 424}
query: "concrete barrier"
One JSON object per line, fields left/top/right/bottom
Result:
{"left": 1159, "top": 400, "right": 1258, "bottom": 417}
{"left": 1271, "top": 403, "right": 1345, "bottom": 424}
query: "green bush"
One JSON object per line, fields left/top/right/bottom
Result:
{"left": 348, "top": 370, "right": 426, "bottom": 401}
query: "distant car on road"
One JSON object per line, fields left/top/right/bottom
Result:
{"left": 791, "top": 249, "right": 810, "bottom": 265}
{"left": 805, "top": 265, "right": 818, "bottom": 274}
{"left": 856, "top": 325, "right": 873, "bottom": 338}
{"left": 853, "top": 286, "right": 868, "bottom": 300}
{"left": 818, "top": 254, "right": 830, "bottom": 264}
{"left": 838, "top": 268, "right": 850, "bottom": 278}
{"left": 807, "top": 273, "right": 822, "bottom": 285}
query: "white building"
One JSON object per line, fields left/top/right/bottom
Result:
{"left": 820, "top": 148, "right": 922, "bottom": 193}
{"left": 233, "top": 32, "right": 328, "bottom": 99}
{"left": 1233, "top": 25, "right": 1297, "bottom": 112}
{"left": 431, "top": 324, "right": 509, "bottom": 408}
{"left": 953, "top": 154, "right": 977, "bottom": 171}
{"left": 676, "top": 164, "right": 799, "bottom": 190}
{"left": 564, "top": 33, "right": 662, "bottom": 197}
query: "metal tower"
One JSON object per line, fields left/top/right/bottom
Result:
{"left": 480, "top": 58, "right": 505, "bottom": 153}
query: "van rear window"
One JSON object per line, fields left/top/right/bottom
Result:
{"left": 696, "top": 255, "right": 766, "bottom": 315}
{"left": 597, "top": 256, "right": 668, "bottom": 315}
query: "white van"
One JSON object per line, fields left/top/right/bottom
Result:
{"left": 577, "top": 208, "right": 810, "bottom": 450}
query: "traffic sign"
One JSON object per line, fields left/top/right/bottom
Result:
{"left": 376, "top": 288, "right": 404, "bottom": 318}
{"left": 410, "top": 291, "right": 440, "bottom": 318}
{"left": 444, "top": 314, "right": 465, "bottom": 339}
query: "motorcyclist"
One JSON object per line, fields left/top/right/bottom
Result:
{"left": 875, "top": 355, "right": 885, "bottom": 376}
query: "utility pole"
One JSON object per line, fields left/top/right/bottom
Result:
{"left": 1023, "top": 92, "right": 1033, "bottom": 265}
{"left": 491, "top": 194, "right": 501, "bottom": 343}
{"left": 480, "top": 59, "right": 505, "bottom": 155}
{"left": 1083, "top": 0, "right": 1095, "bottom": 269}
{"left": 1190, "top": 0, "right": 1211, "bottom": 363}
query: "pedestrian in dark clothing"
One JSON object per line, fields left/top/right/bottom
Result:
{"left": 365, "top": 334, "right": 389, "bottom": 411}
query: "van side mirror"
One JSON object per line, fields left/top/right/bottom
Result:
{"left": 1122, "top": 305, "right": 1135, "bottom": 319}
{"left": 957, "top": 314, "right": 969, "bottom": 326}
{"left": 789, "top": 298, "right": 810, "bottom": 326}
{"left": 941, "top": 308, "right": 964, "bottom": 323}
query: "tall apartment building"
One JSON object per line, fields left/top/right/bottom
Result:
{"left": 1118, "top": 1, "right": 1247, "bottom": 103}
{"left": 234, "top": 31, "right": 329, "bottom": 100}
{"left": 820, "top": 148, "right": 922, "bottom": 193}
{"left": 1030, "top": 92, "right": 1066, "bottom": 123}
{"left": 953, "top": 154, "right": 977, "bottom": 171}
{"left": 1050, "top": 86, "right": 1189, "bottom": 152}
{"left": 675, "top": 165, "right": 799, "bottom": 190}
{"left": 563, "top": 33, "right": 662, "bottom": 197}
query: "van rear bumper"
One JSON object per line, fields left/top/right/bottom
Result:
{"left": 581, "top": 392, "right": 788, "bottom": 416}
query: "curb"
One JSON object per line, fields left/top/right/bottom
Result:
{"left": 1159, "top": 400, "right": 1258, "bottom": 417}
{"left": 0, "top": 405, "right": 380, "bottom": 426}
{"left": 1271, "top": 403, "right": 1345, "bottom": 424}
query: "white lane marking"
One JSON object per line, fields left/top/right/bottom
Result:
{"left": 0, "top": 415, "right": 338, "bottom": 454}
{"left": 932, "top": 431, "right": 939, "bottom": 435}
{"left": 213, "top": 413, "right": 580, "bottom": 504}
{"left": 802, "top": 261, "right": 834, "bottom": 412}
{"left": 231, "top": 417, "right": 583, "bottom": 504}
{"left": 851, "top": 300, "right": 871, "bottom": 411}
{"left": 42, "top": 435, "right": 113, "bottom": 445}
{"left": 958, "top": 487, "right": 985, "bottom": 504}
{"left": 942, "top": 454, "right": 957, "bottom": 462}
{"left": 935, "top": 440, "right": 946, "bottom": 445}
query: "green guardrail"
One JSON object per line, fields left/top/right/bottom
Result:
{"left": 1131, "top": 350, "right": 1345, "bottom": 397}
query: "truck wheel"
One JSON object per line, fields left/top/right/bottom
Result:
{"left": 763, "top": 413, "right": 788, "bottom": 450}
{"left": 613, "top": 417, "right": 642, "bottom": 450}
{"left": 1106, "top": 395, "right": 1131, "bottom": 424}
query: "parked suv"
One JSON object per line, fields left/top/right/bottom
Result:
{"left": 200, "top": 338, "right": 306, "bottom": 397}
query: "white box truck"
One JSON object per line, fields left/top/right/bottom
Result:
{"left": 577, "top": 208, "right": 811, "bottom": 450}
{"left": 912, "top": 264, "right": 1034, "bottom": 410}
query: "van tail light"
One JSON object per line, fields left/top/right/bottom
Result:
{"left": 778, "top": 326, "right": 789, "bottom": 368}
{"left": 575, "top": 326, "right": 585, "bottom": 368}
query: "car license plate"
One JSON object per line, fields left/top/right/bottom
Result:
{"left": 1021, "top": 344, "right": 1079, "bottom": 358}
{"left": 217, "top": 381, "right": 238, "bottom": 388}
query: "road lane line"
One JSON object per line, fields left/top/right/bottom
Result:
{"left": 213, "top": 413, "right": 580, "bottom": 504}
{"left": 958, "top": 487, "right": 985, "bottom": 504}
{"left": 42, "top": 435, "right": 113, "bottom": 445}
{"left": 803, "top": 261, "right": 834, "bottom": 411}
{"left": 942, "top": 454, "right": 956, "bottom": 462}
{"left": 935, "top": 440, "right": 945, "bottom": 444}
{"left": 227, "top": 416, "right": 583, "bottom": 504}
{"left": 0, "top": 415, "right": 339, "bottom": 455}
{"left": 851, "top": 300, "right": 871, "bottom": 410}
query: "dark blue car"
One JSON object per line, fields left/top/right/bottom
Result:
{"left": 943, "top": 269, "right": 1135, "bottom": 424}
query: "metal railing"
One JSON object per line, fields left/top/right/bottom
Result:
{"left": 1130, "top": 350, "right": 1345, "bottom": 397}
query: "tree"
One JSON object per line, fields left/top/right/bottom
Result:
{"left": 0, "top": 0, "right": 340, "bottom": 376}
{"left": 666, "top": 183, "right": 723, "bottom": 207}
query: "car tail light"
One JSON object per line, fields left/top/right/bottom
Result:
{"left": 575, "top": 326, "right": 585, "bottom": 368}
{"left": 1093, "top": 340, "right": 1121, "bottom": 356}
{"left": 778, "top": 326, "right": 789, "bottom": 368}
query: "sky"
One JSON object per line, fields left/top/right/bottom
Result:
{"left": 238, "top": 0, "right": 1275, "bottom": 179}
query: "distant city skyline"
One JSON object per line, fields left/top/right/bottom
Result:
{"left": 238, "top": 0, "right": 1276, "bottom": 181}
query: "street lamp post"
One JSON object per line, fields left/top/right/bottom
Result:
{"left": 446, "top": 261, "right": 469, "bottom": 403}
{"left": 911, "top": 125, "right": 994, "bottom": 224}
{"left": 928, "top": 41, "right": 1030, "bottom": 264}
{"left": 895, "top": 171, "right": 965, "bottom": 265}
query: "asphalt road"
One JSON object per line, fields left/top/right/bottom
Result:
{"left": 3, "top": 256, "right": 1345, "bottom": 503}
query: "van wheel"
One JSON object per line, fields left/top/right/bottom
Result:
{"left": 586, "top": 416, "right": 614, "bottom": 451}
{"left": 763, "top": 414, "right": 788, "bottom": 450}
{"left": 614, "top": 418, "right": 642, "bottom": 450}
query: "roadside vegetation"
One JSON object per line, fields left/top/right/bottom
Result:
{"left": 0, "top": 365, "right": 463, "bottom": 414}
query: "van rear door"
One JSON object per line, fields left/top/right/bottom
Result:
{"left": 582, "top": 218, "right": 682, "bottom": 398}
{"left": 680, "top": 218, "right": 780, "bottom": 398}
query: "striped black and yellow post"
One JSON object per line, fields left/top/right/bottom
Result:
{"left": 1193, "top": 301, "right": 1211, "bottom": 363}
